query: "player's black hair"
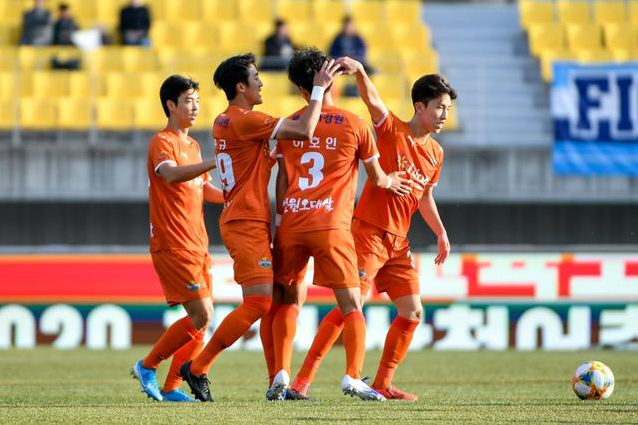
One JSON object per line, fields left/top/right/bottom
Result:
{"left": 213, "top": 53, "right": 256, "bottom": 100}
{"left": 159, "top": 74, "right": 199, "bottom": 118}
{"left": 287, "top": 47, "right": 327, "bottom": 93}
{"left": 411, "top": 74, "right": 457, "bottom": 107}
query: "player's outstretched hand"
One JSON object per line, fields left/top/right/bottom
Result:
{"left": 386, "top": 171, "right": 417, "bottom": 196}
{"left": 434, "top": 232, "right": 450, "bottom": 265}
{"left": 334, "top": 56, "right": 363, "bottom": 75}
{"left": 313, "top": 59, "right": 343, "bottom": 88}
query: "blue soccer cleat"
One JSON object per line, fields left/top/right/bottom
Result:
{"left": 341, "top": 375, "right": 386, "bottom": 401}
{"left": 130, "top": 360, "right": 163, "bottom": 401}
{"left": 160, "top": 389, "right": 199, "bottom": 402}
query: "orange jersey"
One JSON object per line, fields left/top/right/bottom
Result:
{"left": 276, "top": 105, "right": 378, "bottom": 232}
{"left": 213, "top": 105, "right": 282, "bottom": 224}
{"left": 148, "top": 128, "right": 210, "bottom": 252}
{"left": 354, "top": 111, "right": 444, "bottom": 237}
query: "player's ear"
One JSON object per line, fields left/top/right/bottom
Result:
{"left": 236, "top": 81, "right": 246, "bottom": 94}
{"left": 166, "top": 99, "right": 177, "bottom": 113}
{"left": 414, "top": 101, "right": 425, "bottom": 115}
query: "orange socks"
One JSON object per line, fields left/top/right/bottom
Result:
{"left": 295, "top": 307, "right": 344, "bottom": 384}
{"left": 142, "top": 316, "right": 202, "bottom": 370}
{"left": 342, "top": 310, "right": 366, "bottom": 379}
{"left": 162, "top": 333, "right": 204, "bottom": 392}
{"left": 259, "top": 302, "right": 281, "bottom": 385}
{"left": 272, "top": 304, "right": 299, "bottom": 375}
{"left": 373, "top": 315, "right": 419, "bottom": 389}
{"left": 190, "top": 295, "right": 271, "bottom": 376}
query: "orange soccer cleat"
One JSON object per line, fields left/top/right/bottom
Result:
{"left": 372, "top": 386, "right": 418, "bottom": 401}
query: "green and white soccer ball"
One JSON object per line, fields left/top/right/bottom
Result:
{"left": 571, "top": 361, "right": 615, "bottom": 400}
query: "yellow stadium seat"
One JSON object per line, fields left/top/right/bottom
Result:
{"left": 359, "top": 23, "right": 399, "bottom": 51}
{"left": 368, "top": 49, "right": 404, "bottom": 74}
{"left": 350, "top": 0, "right": 385, "bottom": 24}
{"left": 0, "top": 24, "right": 20, "bottom": 45}
{"left": 63, "top": 0, "right": 97, "bottom": 26}
{"left": 217, "top": 22, "right": 267, "bottom": 54}
{"left": 288, "top": 20, "right": 339, "bottom": 50}
{"left": 258, "top": 94, "right": 303, "bottom": 119}
{"left": 386, "top": 0, "right": 422, "bottom": 25}
{"left": 311, "top": 0, "right": 346, "bottom": 24}
{"left": 105, "top": 72, "right": 145, "bottom": 99}
{"left": 134, "top": 97, "right": 166, "bottom": 130}
{"left": 31, "top": 71, "right": 70, "bottom": 98}
{"left": 192, "top": 96, "right": 226, "bottom": 130}
{"left": 556, "top": 0, "right": 591, "bottom": 25}
{"left": 336, "top": 96, "right": 369, "bottom": 119}
{"left": 528, "top": 24, "right": 565, "bottom": 56}
{"left": 139, "top": 72, "right": 167, "bottom": 99}
{"left": 146, "top": 0, "right": 168, "bottom": 21}
{"left": 402, "top": 48, "right": 439, "bottom": 77}
{"left": 89, "top": 47, "right": 125, "bottom": 73}
{"left": 574, "top": 48, "right": 614, "bottom": 63}
{"left": 259, "top": 72, "right": 295, "bottom": 99}
{"left": 20, "top": 97, "right": 57, "bottom": 129}
{"left": 121, "top": 47, "right": 160, "bottom": 72}
{"left": 371, "top": 74, "right": 407, "bottom": 102}
{"left": 276, "top": 0, "right": 311, "bottom": 22}
{"left": 68, "top": 72, "right": 99, "bottom": 98}
{"left": 150, "top": 22, "right": 187, "bottom": 49}
{"left": 163, "top": 0, "right": 202, "bottom": 22}
{"left": 0, "top": 46, "right": 16, "bottom": 70}
{"left": 604, "top": 24, "right": 636, "bottom": 50}
{"left": 446, "top": 106, "right": 459, "bottom": 131}
{"left": 519, "top": 0, "right": 554, "bottom": 29}
{"left": 0, "top": 98, "right": 16, "bottom": 129}
{"left": 238, "top": 0, "right": 273, "bottom": 24}
{"left": 0, "top": 0, "right": 30, "bottom": 26}
{"left": 610, "top": 48, "right": 638, "bottom": 62}
{"left": 202, "top": 0, "right": 239, "bottom": 22}
{"left": 593, "top": 0, "right": 627, "bottom": 25}
{"left": 384, "top": 98, "right": 410, "bottom": 121}
{"left": 539, "top": 48, "right": 573, "bottom": 82}
{"left": 391, "top": 24, "right": 431, "bottom": 52}
{"left": 57, "top": 98, "right": 93, "bottom": 130}
{"left": 96, "top": 98, "right": 134, "bottom": 130}
{"left": 630, "top": 0, "right": 638, "bottom": 24}
{"left": 565, "top": 24, "right": 602, "bottom": 51}
{"left": 0, "top": 70, "right": 16, "bottom": 99}
{"left": 95, "top": 0, "right": 128, "bottom": 29}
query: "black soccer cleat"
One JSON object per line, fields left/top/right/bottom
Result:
{"left": 179, "top": 361, "right": 213, "bottom": 402}
{"left": 285, "top": 388, "right": 310, "bottom": 401}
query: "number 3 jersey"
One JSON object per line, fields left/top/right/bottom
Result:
{"left": 276, "top": 105, "right": 379, "bottom": 232}
{"left": 213, "top": 105, "right": 283, "bottom": 225}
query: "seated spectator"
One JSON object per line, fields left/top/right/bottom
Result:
{"left": 260, "top": 19, "right": 295, "bottom": 71}
{"left": 119, "top": 0, "right": 150, "bottom": 46}
{"left": 52, "top": 2, "right": 78, "bottom": 46}
{"left": 20, "top": 0, "right": 53, "bottom": 46}
{"left": 329, "top": 16, "right": 373, "bottom": 74}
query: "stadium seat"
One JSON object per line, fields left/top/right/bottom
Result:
{"left": 311, "top": 0, "right": 346, "bottom": 25}
{"left": 89, "top": 47, "right": 125, "bottom": 73}
{"left": 565, "top": 24, "right": 603, "bottom": 51}
{"left": 350, "top": 0, "right": 385, "bottom": 24}
{"left": 106, "top": 72, "right": 147, "bottom": 99}
{"left": 0, "top": 46, "right": 16, "bottom": 70}
{"left": 593, "top": 0, "right": 627, "bottom": 25}
{"left": 609, "top": 47, "right": 638, "bottom": 61}
{"left": 630, "top": 0, "right": 638, "bottom": 25}
{"left": 386, "top": 0, "right": 422, "bottom": 25}
{"left": 519, "top": 0, "right": 554, "bottom": 30}
{"left": 359, "top": 23, "right": 400, "bottom": 51}
{"left": 121, "top": 47, "right": 160, "bottom": 73}
{"left": 556, "top": 0, "right": 591, "bottom": 25}
{"left": 139, "top": 72, "right": 167, "bottom": 99}
{"left": 0, "top": 23, "right": 20, "bottom": 45}
{"left": 217, "top": 22, "right": 267, "bottom": 55}
{"left": 288, "top": 21, "right": 339, "bottom": 51}
{"left": 192, "top": 96, "right": 226, "bottom": 131}
{"left": 446, "top": 105, "right": 459, "bottom": 131}
{"left": 276, "top": 0, "right": 311, "bottom": 22}
{"left": 573, "top": 48, "right": 613, "bottom": 63}
{"left": 528, "top": 24, "right": 565, "bottom": 56}
{"left": 336, "top": 96, "right": 369, "bottom": 119}
{"left": 538, "top": 48, "right": 573, "bottom": 81}
{"left": 0, "top": 98, "right": 16, "bottom": 129}
{"left": 134, "top": 98, "right": 166, "bottom": 130}
{"left": 63, "top": 0, "right": 97, "bottom": 25}
{"left": 259, "top": 72, "right": 295, "bottom": 99}
{"left": 0, "top": 71, "right": 15, "bottom": 99}
{"left": 96, "top": 98, "right": 134, "bottom": 130}
{"left": 371, "top": 74, "right": 407, "bottom": 102}
{"left": 238, "top": 0, "right": 273, "bottom": 24}
{"left": 95, "top": 0, "right": 128, "bottom": 30}
{"left": 603, "top": 24, "right": 636, "bottom": 50}
{"left": 258, "top": 94, "right": 304, "bottom": 119}
{"left": 146, "top": 0, "right": 168, "bottom": 21}
{"left": 163, "top": 0, "right": 202, "bottom": 22}
{"left": 31, "top": 71, "right": 70, "bottom": 98}
{"left": 20, "top": 97, "right": 57, "bottom": 129}
{"left": 202, "top": 0, "right": 238, "bottom": 22}
{"left": 391, "top": 24, "right": 431, "bottom": 52}
{"left": 367, "top": 49, "right": 404, "bottom": 74}
{"left": 0, "top": 0, "right": 29, "bottom": 26}
{"left": 57, "top": 98, "right": 93, "bottom": 130}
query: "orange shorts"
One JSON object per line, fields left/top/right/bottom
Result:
{"left": 274, "top": 228, "right": 359, "bottom": 289}
{"left": 351, "top": 218, "right": 419, "bottom": 300}
{"left": 220, "top": 219, "right": 273, "bottom": 286}
{"left": 151, "top": 249, "right": 212, "bottom": 306}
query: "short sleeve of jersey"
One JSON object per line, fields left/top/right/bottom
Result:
{"left": 149, "top": 134, "right": 178, "bottom": 174}
{"left": 429, "top": 145, "right": 445, "bottom": 187}
{"left": 372, "top": 110, "right": 396, "bottom": 140}
{"left": 237, "top": 110, "right": 282, "bottom": 141}
{"left": 355, "top": 117, "right": 379, "bottom": 162}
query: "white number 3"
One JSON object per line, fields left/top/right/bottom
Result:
{"left": 299, "top": 152, "right": 324, "bottom": 190}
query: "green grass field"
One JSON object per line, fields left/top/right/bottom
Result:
{"left": 1, "top": 348, "right": 637, "bottom": 424}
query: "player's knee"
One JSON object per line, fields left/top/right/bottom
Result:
{"left": 190, "top": 306, "right": 213, "bottom": 331}
{"left": 398, "top": 306, "right": 422, "bottom": 322}
{"left": 245, "top": 295, "right": 272, "bottom": 317}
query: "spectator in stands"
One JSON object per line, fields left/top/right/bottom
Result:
{"left": 260, "top": 19, "right": 295, "bottom": 71}
{"left": 119, "top": 0, "right": 151, "bottom": 46}
{"left": 329, "top": 16, "right": 373, "bottom": 74}
{"left": 52, "top": 3, "right": 78, "bottom": 46}
{"left": 20, "top": 0, "right": 53, "bottom": 46}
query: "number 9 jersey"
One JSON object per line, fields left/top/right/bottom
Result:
{"left": 276, "top": 105, "right": 379, "bottom": 232}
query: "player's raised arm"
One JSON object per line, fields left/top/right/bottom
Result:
{"left": 156, "top": 160, "right": 216, "bottom": 184}
{"left": 275, "top": 59, "right": 343, "bottom": 140}
{"left": 335, "top": 56, "right": 388, "bottom": 124}
{"left": 418, "top": 186, "right": 450, "bottom": 265}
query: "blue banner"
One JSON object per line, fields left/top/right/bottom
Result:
{"left": 552, "top": 62, "right": 638, "bottom": 175}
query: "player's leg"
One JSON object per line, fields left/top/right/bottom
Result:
{"left": 132, "top": 251, "right": 212, "bottom": 402}
{"left": 259, "top": 283, "right": 282, "bottom": 386}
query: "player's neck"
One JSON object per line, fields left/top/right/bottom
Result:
{"left": 166, "top": 118, "right": 189, "bottom": 141}
{"left": 229, "top": 97, "right": 254, "bottom": 111}
{"left": 303, "top": 92, "right": 334, "bottom": 107}
{"left": 408, "top": 116, "right": 430, "bottom": 140}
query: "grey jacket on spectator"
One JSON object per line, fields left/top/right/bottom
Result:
{"left": 21, "top": 6, "right": 53, "bottom": 45}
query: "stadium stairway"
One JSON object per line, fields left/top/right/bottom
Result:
{"left": 423, "top": 3, "right": 551, "bottom": 147}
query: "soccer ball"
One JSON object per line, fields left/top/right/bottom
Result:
{"left": 571, "top": 361, "right": 615, "bottom": 400}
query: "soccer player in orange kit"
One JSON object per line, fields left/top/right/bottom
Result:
{"left": 286, "top": 57, "right": 456, "bottom": 401}
{"left": 131, "top": 75, "right": 224, "bottom": 402}
{"left": 262, "top": 48, "right": 415, "bottom": 401}
{"left": 179, "top": 53, "right": 343, "bottom": 401}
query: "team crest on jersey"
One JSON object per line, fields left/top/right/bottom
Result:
{"left": 186, "top": 281, "right": 201, "bottom": 292}
{"left": 258, "top": 257, "right": 272, "bottom": 269}
{"left": 358, "top": 269, "right": 368, "bottom": 283}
